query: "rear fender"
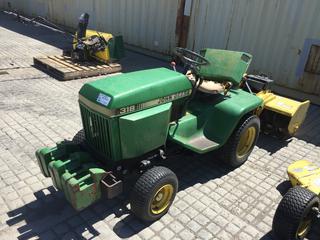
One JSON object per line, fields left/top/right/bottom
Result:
{"left": 202, "top": 89, "right": 262, "bottom": 146}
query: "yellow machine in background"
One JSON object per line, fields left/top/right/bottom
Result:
{"left": 288, "top": 160, "right": 320, "bottom": 195}
{"left": 272, "top": 160, "right": 320, "bottom": 240}
{"left": 73, "top": 30, "right": 113, "bottom": 63}
{"left": 245, "top": 75, "right": 310, "bottom": 138}
{"left": 71, "top": 13, "right": 124, "bottom": 64}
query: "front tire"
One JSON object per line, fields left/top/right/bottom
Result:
{"left": 130, "top": 166, "right": 178, "bottom": 222}
{"left": 72, "top": 129, "right": 86, "bottom": 145}
{"left": 272, "top": 186, "right": 320, "bottom": 240}
{"left": 220, "top": 115, "right": 260, "bottom": 167}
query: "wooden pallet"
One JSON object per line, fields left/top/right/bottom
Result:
{"left": 33, "top": 55, "right": 122, "bottom": 80}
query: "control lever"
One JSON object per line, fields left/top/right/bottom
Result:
{"left": 171, "top": 61, "right": 177, "bottom": 72}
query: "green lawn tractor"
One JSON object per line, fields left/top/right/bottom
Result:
{"left": 272, "top": 160, "right": 320, "bottom": 240}
{"left": 35, "top": 48, "right": 303, "bottom": 222}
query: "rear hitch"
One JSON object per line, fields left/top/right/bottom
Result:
{"left": 101, "top": 172, "right": 123, "bottom": 199}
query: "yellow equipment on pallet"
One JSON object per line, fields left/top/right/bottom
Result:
{"left": 71, "top": 13, "right": 124, "bottom": 64}
{"left": 245, "top": 75, "right": 310, "bottom": 138}
{"left": 73, "top": 30, "right": 114, "bottom": 63}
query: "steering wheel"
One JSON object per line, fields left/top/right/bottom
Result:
{"left": 175, "top": 47, "right": 210, "bottom": 71}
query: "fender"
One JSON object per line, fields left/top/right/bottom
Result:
{"left": 169, "top": 89, "right": 263, "bottom": 153}
{"left": 202, "top": 89, "right": 263, "bottom": 146}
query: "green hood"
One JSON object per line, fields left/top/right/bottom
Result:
{"left": 79, "top": 68, "right": 192, "bottom": 114}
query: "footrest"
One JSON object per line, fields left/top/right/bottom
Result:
{"left": 169, "top": 114, "right": 220, "bottom": 153}
{"left": 188, "top": 135, "right": 219, "bottom": 152}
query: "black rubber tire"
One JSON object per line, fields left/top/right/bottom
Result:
{"left": 220, "top": 115, "right": 260, "bottom": 168}
{"left": 130, "top": 166, "right": 178, "bottom": 222}
{"left": 72, "top": 129, "right": 86, "bottom": 145}
{"left": 272, "top": 186, "right": 320, "bottom": 240}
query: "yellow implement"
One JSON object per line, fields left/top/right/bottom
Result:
{"left": 86, "top": 30, "right": 113, "bottom": 63}
{"left": 287, "top": 160, "right": 320, "bottom": 195}
{"left": 73, "top": 30, "right": 114, "bottom": 63}
{"left": 257, "top": 91, "right": 310, "bottom": 136}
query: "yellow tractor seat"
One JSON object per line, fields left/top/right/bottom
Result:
{"left": 186, "top": 71, "right": 224, "bottom": 94}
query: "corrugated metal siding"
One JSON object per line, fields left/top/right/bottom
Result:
{"left": 2, "top": 0, "right": 320, "bottom": 96}
{"left": 2, "top": 0, "right": 180, "bottom": 54}
{"left": 188, "top": 0, "right": 320, "bottom": 96}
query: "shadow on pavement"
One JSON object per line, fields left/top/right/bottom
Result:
{"left": 0, "top": 11, "right": 72, "bottom": 50}
{"left": 256, "top": 134, "right": 290, "bottom": 155}
{"left": 6, "top": 186, "right": 102, "bottom": 240}
{"left": 275, "top": 181, "right": 291, "bottom": 196}
{"left": 6, "top": 151, "right": 232, "bottom": 239}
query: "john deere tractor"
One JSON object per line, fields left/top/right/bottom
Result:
{"left": 35, "top": 48, "right": 308, "bottom": 221}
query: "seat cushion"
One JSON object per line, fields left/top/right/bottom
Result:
{"left": 187, "top": 72, "right": 224, "bottom": 94}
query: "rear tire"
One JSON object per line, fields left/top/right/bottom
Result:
{"left": 272, "top": 186, "right": 320, "bottom": 240}
{"left": 130, "top": 166, "right": 178, "bottom": 222}
{"left": 220, "top": 115, "right": 260, "bottom": 167}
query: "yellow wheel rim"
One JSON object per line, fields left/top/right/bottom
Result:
{"left": 296, "top": 219, "right": 311, "bottom": 238}
{"left": 236, "top": 127, "right": 256, "bottom": 158}
{"left": 151, "top": 184, "right": 174, "bottom": 215}
{"left": 296, "top": 204, "right": 317, "bottom": 240}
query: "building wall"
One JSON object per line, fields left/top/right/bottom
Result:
{"left": 2, "top": 0, "right": 180, "bottom": 54}
{"left": 187, "top": 0, "right": 320, "bottom": 96}
{"left": 1, "top": 0, "right": 320, "bottom": 97}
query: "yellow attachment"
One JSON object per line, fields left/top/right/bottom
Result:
{"left": 257, "top": 91, "right": 310, "bottom": 135}
{"left": 73, "top": 29, "right": 113, "bottom": 63}
{"left": 151, "top": 184, "right": 174, "bottom": 215}
{"left": 236, "top": 126, "right": 257, "bottom": 158}
{"left": 287, "top": 160, "right": 320, "bottom": 195}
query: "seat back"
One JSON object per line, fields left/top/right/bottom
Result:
{"left": 198, "top": 49, "right": 252, "bottom": 86}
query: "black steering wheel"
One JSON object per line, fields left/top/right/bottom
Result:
{"left": 175, "top": 47, "right": 210, "bottom": 71}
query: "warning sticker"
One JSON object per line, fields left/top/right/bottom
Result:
{"left": 96, "top": 93, "right": 111, "bottom": 106}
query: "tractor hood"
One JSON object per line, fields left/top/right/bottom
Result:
{"left": 79, "top": 68, "right": 192, "bottom": 117}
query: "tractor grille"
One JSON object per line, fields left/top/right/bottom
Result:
{"left": 79, "top": 104, "right": 112, "bottom": 159}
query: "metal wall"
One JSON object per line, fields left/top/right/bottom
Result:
{"left": 187, "top": 0, "right": 320, "bottom": 96}
{"left": 2, "top": 0, "right": 320, "bottom": 96}
{"left": 1, "top": 0, "right": 180, "bottom": 54}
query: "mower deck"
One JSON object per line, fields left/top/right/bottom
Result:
{"left": 34, "top": 55, "right": 122, "bottom": 80}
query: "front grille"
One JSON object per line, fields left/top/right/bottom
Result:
{"left": 80, "top": 104, "right": 112, "bottom": 159}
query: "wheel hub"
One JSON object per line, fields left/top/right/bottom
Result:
{"left": 151, "top": 184, "right": 174, "bottom": 215}
{"left": 236, "top": 126, "right": 256, "bottom": 158}
{"left": 156, "top": 192, "right": 164, "bottom": 201}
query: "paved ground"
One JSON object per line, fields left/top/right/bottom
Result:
{"left": 0, "top": 12, "right": 320, "bottom": 240}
